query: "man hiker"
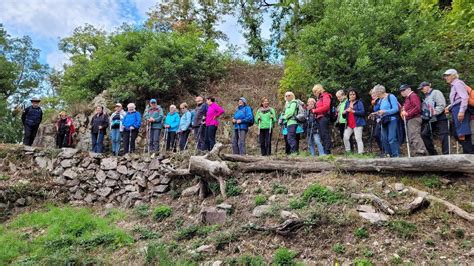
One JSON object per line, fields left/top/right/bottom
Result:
{"left": 144, "top": 98, "right": 164, "bottom": 153}
{"left": 193, "top": 96, "right": 208, "bottom": 152}
{"left": 21, "top": 97, "right": 43, "bottom": 146}
{"left": 399, "top": 84, "right": 427, "bottom": 156}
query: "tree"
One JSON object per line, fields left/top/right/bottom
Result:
{"left": 237, "top": 0, "right": 270, "bottom": 62}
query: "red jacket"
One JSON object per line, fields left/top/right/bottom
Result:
{"left": 403, "top": 91, "right": 421, "bottom": 120}
{"left": 56, "top": 117, "right": 76, "bottom": 145}
{"left": 311, "top": 92, "right": 332, "bottom": 119}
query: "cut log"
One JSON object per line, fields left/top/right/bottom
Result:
{"left": 234, "top": 160, "right": 335, "bottom": 173}
{"left": 351, "top": 193, "right": 396, "bottom": 215}
{"left": 407, "top": 186, "right": 474, "bottom": 222}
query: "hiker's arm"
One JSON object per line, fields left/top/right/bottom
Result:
{"left": 385, "top": 95, "right": 399, "bottom": 115}
{"left": 433, "top": 91, "right": 446, "bottom": 115}
{"left": 353, "top": 101, "right": 365, "bottom": 117}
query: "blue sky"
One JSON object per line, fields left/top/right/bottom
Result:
{"left": 0, "top": 0, "right": 272, "bottom": 70}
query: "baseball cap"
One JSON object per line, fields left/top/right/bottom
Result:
{"left": 443, "top": 69, "right": 458, "bottom": 76}
{"left": 239, "top": 97, "right": 247, "bottom": 104}
{"left": 150, "top": 99, "right": 157, "bottom": 103}
{"left": 417, "top": 81, "right": 431, "bottom": 90}
{"left": 31, "top": 97, "right": 41, "bottom": 102}
{"left": 398, "top": 84, "right": 410, "bottom": 92}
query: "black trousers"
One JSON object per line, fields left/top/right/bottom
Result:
{"left": 204, "top": 125, "right": 218, "bottom": 151}
{"left": 23, "top": 124, "right": 39, "bottom": 146}
{"left": 179, "top": 130, "right": 190, "bottom": 151}
{"left": 56, "top": 132, "right": 70, "bottom": 148}
{"left": 421, "top": 119, "right": 449, "bottom": 155}
{"left": 318, "top": 116, "right": 332, "bottom": 154}
{"left": 194, "top": 125, "right": 206, "bottom": 151}
{"left": 259, "top": 128, "right": 272, "bottom": 156}
{"left": 123, "top": 129, "right": 138, "bottom": 153}
{"left": 166, "top": 131, "right": 177, "bottom": 151}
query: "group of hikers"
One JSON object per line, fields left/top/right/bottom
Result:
{"left": 22, "top": 69, "right": 473, "bottom": 156}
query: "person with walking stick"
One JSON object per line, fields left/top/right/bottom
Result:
{"left": 110, "top": 103, "right": 126, "bottom": 156}
{"left": 123, "top": 103, "right": 141, "bottom": 154}
{"left": 305, "top": 98, "right": 325, "bottom": 156}
{"left": 255, "top": 97, "right": 276, "bottom": 156}
{"left": 90, "top": 106, "right": 109, "bottom": 153}
{"left": 232, "top": 97, "right": 254, "bottom": 155}
{"left": 164, "top": 105, "right": 180, "bottom": 152}
{"left": 144, "top": 99, "right": 164, "bottom": 154}
{"left": 192, "top": 96, "right": 208, "bottom": 153}
{"left": 399, "top": 84, "right": 427, "bottom": 157}
{"left": 178, "top": 102, "right": 192, "bottom": 151}
{"left": 372, "top": 85, "right": 400, "bottom": 157}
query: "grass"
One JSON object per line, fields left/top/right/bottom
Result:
{"left": 273, "top": 247, "right": 297, "bottom": 265}
{"left": 153, "top": 205, "right": 172, "bottom": 221}
{"left": 0, "top": 206, "right": 133, "bottom": 265}
{"left": 355, "top": 227, "right": 369, "bottom": 239}
{"left": 175, "top": 225, "right": 219, "bottom": 241}
{"left": 213, "top": 231, "right": 239, "bottom": 250}
{"left": 227, "top": 254, "right": 265, "bottom": 266}
{"left": 388, "top": 220, "right": 417, "bottom": 239}
{"left": 421, "top": 175, "right": 442, "bottom": 189}
{"left": 105, "top": 208, "right": 127, "bottom": 221}
{"left": 145, "top": 242, "right": 195, "bottom": 265}
{"left": 225, "top": 178, "right": 242, "bottom": 197}
{"left": 0, "top": 174, "right": 10, "bottom": 181}
{"left": 332, "top": 242, "right": 345, "bottom": 254}
{"left": 353, "top": 258, "right": 373, "bottom": 266}
{"left": 290, "top": 184, "right": 343, "bottom": 210}
{"left": 272, "top": 183, "right": 289, "bottom": 194}
{"left": 133, "top": 226, "right": 161, "bottom": 240}
{"left": 134, "top": 204, "right": 150, "bottom": 218}
{"left": 254, "top": 195, "right": 267, "bottom": 206}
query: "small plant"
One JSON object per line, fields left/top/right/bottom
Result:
{"left": 225, "top": 178, "right": 242, "bottom": 197}
{"left": 253, "top": 187, "right": 263, "bottom": 194}
{"left": 422, "top": 176, "right": 442, "bottom": 189}
{"left": 174, "top": 217, "right": 184, "bottom": 229}
{"left": 454, "top": 228, "right": 465, "bottom": 239}
{"left": 152, "top": 205, "right": 172, "bottom": 221}
{"left": 388, "top": 220, "right": 417, "bottom": 239}
{"left": 460, "top": 240, "right": 471, "bottom": 249}
{"left": 289, "top": 198, "right": 305, "bottom": 209}
{"left": 363, "top": 248, "right": 374, "bottom": 257}
{"left": 389, "top": 255, "right": 402, "bottom": 264}
{"left": 301, "top": 184, "right": 343, "bottom": 204}
{"left": 355, "top": 227, "right": 369, "bottom": 239}
{"left": 209, "top": 182, "right": 220, "bottom": 195}
{"left": 425, "top": 239, "right": 435, "bottom": 247}
{"left": 175, "top": 225, "right": 218, "bottom": 241}
{"left": 170, "top": 190, "right": 181, "bottom": 199}
{"left": 332, "top": 242, "right": 345, "bottom": 254}
{"left": 227, "top": 254, "right": 265, "bottom": 266}
{"left": 105, "top": 208, "right": 127, "bottom": 221}
{"left": 133, "top": 226, "right": 160, "bottom": 240}
{"left": 214, "top": 231, "right": 239, "bottom": 250}
{"left": 0, "top": 175, "right": 10, "bottom": 181}
{"left": 273, "top": 247, "right": 296, "bottom": 265}
{"left": 353, "top": 258, "right": 372, "bottom": 266}
{"left": 134, "top": 204, "right": 150, "bottom": 218}
{"left": 272, "top": 183, "right": 288, "bottom": 194}
{"left": 254, "top": 195, "right": 267, "bottom": 206}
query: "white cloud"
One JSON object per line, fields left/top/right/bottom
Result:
{"left": 131, "top": 0, "right": 157, "bottom": 17}
{"left": 46, "top": 50, "right": 69, "bottom": 70}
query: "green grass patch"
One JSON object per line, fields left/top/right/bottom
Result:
{"left": 289, "top": 198, "right": 306, "bottom": 210}
{"left": 355, "top": 227, "right": 369, "bottom": 239}
{"left": 134, "top": 204, "right": 150, "bottom": 218}
{"left": 388, "top": 220, "right": 417, "bottom": 239}
{"left": 333, "top": 242, "right": 345, "bottom": 254}
{"left": 175, "top": 225, "right": 219, "bottom": 241}
{"left": 254, "top": 195, "right": 267, "bottom": 206}
{"left": 213, "top": 231, "right": 239, "bottom": 250}
{"left": 0, "top": 206, "right": 133, "bottom": 265}
{"left": 273, "top": 247, "right": 297, "bottom": 265}
{"left": 422, "top": 176, "right": 442, "bottom": 189}
{"left": 227, "top": 254, "right": 265, "bottom": 266}
{"left": 225, "top": 178, "right": 242, "bottom": 197}
{"left": 353, "top": 258, "right": 373, "bottom": 266}
{"left": 153, "top": 205, "right": 172, "bottom": 221}
{"left": 0, "top": 174, "right": 10, "bottom": 181}
{"left": 105, "top": 208, "right": 127, "bottom": 221}
{"left": 272, "top": 183, "right": 289, "bottom": 194}
{"left": 289, "top": 184, "right": 343, "bottom": 209}
{"left": 133, "top": 226, "right": 161, "bottom": 240}
{"left": 145, "top": 242, "right": 195, "bottom": 265}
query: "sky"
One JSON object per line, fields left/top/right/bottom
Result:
{"left": 0, "top": 0, "right": 272, "bottom": 70}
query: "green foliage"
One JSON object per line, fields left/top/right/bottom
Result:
{"left": 254, "top": 194, "right": 267, "bottom": 206}
{"left": 388, "top": 220, "right": 417, "bottom": 239}
{"left": 213, "top": 231, "right": 239, "bottom": 250}
{"left": 134, "top": 204, "right": 150, "bottom": 218}
{"left": 422, "top": 176, "right": 442, "bottom": 189}
{"left": 153, "top": 205, "right": 172, "bottom": 221}
{"left": 0, "top": 206, "right": 133, "bottom": 265}
{"left": 454, "top": 228, "right": 465, "bottom": 239}
{"left": 363, "top": 247, "right": 374, "bottom": 258}
{"left": 225, "top": 178, "right": 242, "bottom": 197}
{"left": 273, "top": 247, "right": 297, "bottom": 265}
{"left": 332, "top": 242, "right": 345, "bottom": 254}
{"left": 289, "top": 198, "right": 305, "bottom": 210}
{"left": 227, "top": 254, "right": 265, "bottom": 266}
{"left": 0, "top": 174, "right": 10, "bottom": 181}
{"left": 105, "top": 208, "right": 127, "bottom": 221}
{"left": 280, "top": 0, "right": 473, "bottom": 100}
{"left": 301, "top": 184, "right": 343, "bottom": 204}
{"left": 133, "top": 226, "right": 161, "bottom": 240}
{"left": 59, "top": 25, "right": 226, "bottom": 108}
{"left": 425, "top": 239, "right": 435, "bottom": 247}
{"left": 272, "top": 183, "right": 288, "bottom": 194}
{"left": 355, "top": 227, "right": 369, "bottom": 239}
{"left": 144, "top": 242, "right": 195, "bottom": 265}
{"left": 353, "top": 258, "right": 372, "bottom": 266}
{"left": 175, "top": 225, "right": 218, "bottom": 241}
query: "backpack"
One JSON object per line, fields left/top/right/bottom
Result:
{"left": 189, "top": 109, "right": 196, "bottom": 126}
{"left": 246, "top": 106, "right": 255, "bottom": 127}
{"left": 329, "top": 94, "right": 338, "bottom": 123}
{"left": 294, "top": 100, "right": 307, "bottom": 123}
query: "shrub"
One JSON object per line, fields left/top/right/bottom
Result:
{"left": 301, "top": 184, "right": 343, "bottom": 204}
{"left": 227, "top": 254, "right": 265, "bottom": 266}
{"left": 254, "top": 195, "right": 267, "bottom": 206}
{"left": 353, "top": 258, "right": 373, "bottom": 266}
{"left": 225, "top": 178, "right": 242, "bottom": 197}
{"left": 152, "top": 205, "right": 172, "bottom": 221}
{"left": 273, "top": 247, "right": 297, "bottom": 265}
{"left": 176, "top": 225, "right": 218, "bottom": 241}
{"left": 289, "top": 198, "right": 305, "bottom": 210}
{"left": 422, "top": 176, "right": 442, "bottom": 189}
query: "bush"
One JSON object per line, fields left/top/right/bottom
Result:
{"left": 422, "top": 176, "right": 442, "bottom": 189}
{"left": 152, "top": 205, "right": 172, "bottom": 221}
{"left": 254, "top": 195, "right": 267, "bottom": 206}
{"left": 353, "top": 258, "right": 373, "bottom": 266}
{"left": 289, "top": 198, "right": 305, "bottom": 210}
{"left": 225, "top": 178, "right": 242, "bottom": 197}
{"left": 301, "top": 184, "right": 343, "bottom": 204}
{"left": 273, "top": 247, "right": 297, "bottom": 265}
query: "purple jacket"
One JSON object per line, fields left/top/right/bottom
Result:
{"left": 449, "top": 78, "right": 469, "bottom": 113}
{"left": 205, "top": 102, "right": 225, "bottom": 127}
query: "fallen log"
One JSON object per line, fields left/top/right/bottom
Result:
{"left": 244, "top": 218, "right": 307, "bottom": 236}
{"left": 351, "top": 193, "right": 397, "bottom": 215}
{"left": 407, "top": 186, "right": 474, "bottom": 222}
{"left": 221, "top": 154, "right": 474, "bottom": 174}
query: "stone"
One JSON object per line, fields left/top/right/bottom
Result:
{"left": 159, "top": 176, "right": 171, "bottom": 185}
{"left": 150, "top": 178, "right": 161, "bottom": 185}
{"left": 51, "top": 166, "right": 64, "bottom": 176}
{"left": 149, "top": 158, "right": 161, "bottom": 170}
{"left": 15, "top": 198, "right": 27, "bottom": 206}
{"left": 181, "top": 184, "right": 200, "bottom": 197}
{"left": 54, "top": 176, "right": 67, "bottom": 185}
{"left": 84, "top": 194, "right": 97, "bottom": 203}
{"left": 404, "top": 196, "right": 429, "bottom": 213}
{"left": 105, "top": 179, "right": 118, "bottom": 187}
{"left": 216, "top": 203, "right": 233, "bottom": 211}
{"left": 196, "top": 244, "right": 215, "bottom": 253}
{"left": 96, "top": 187, "right": 113, "bottom": 197}
{"left": 148, "top": 172, "right": 159, "bottom": 180}
{"left": 394, "top": 183, "right": 404, "bottom": 191}
{"left": 154, "top": 185, "right": 169, "bottom": 193}
{"left": 161, "top": 158, "right": 171, "bottom": 164}
{"left": 269, "top": 195, "right": 277, "bottom": 202}
{"left": 101, "top": 157, "right": 118, "bottom": 170}
{"left": 73, "top": 189, "right": 85, "bottom": 200}
{"left": 35, "top": 156, "right": 49, "bottom": 168}
{"left": 280, "top": 210, "right": 299, "bottom": 220}
{"left": 376, "top": 180, "right": 386, "bottom": 188}
{"left": 105, "top": 203, "right": 114, "bottom": 209}
{"left": 59, "top": 148, "right": 79, "bottom": 158}
{"left": 96, "top": 170, "right": 106, "bottom": 182}
{"left": 252, "top": 205, "right": 273, "bottom": 218}
{"left": 63, "top": 169, "right": 78, "bottom": 179}
{"left": 107, "top": 170, "right": 119, "bottom": 180}
{"left": 358, "top": 212, "right": 389, "bottom": 224}
{"left": 60, "top": 159, "right": 74, "bottom": 168}
{"left": 66, "top": 179, "right": 80, "bottom": 187}
{"left": 125, "top": 185, "right": 136, "bottom": 192}
{"left": 23, "top": 146, "right": 36, "bottom": 152}
{"left": 357, "top": 205, "right": 376, "bottom": 213}
{"left": 200, "top": 207, "right": 226, "bottom": 225}
{"left": 134, "top": 174, "right": 147, "bottom": 188}
{"left": 127, "top": 168, "right": 136, "bottom": 176}
{"left": 212, "top": 261, "right": 223, "bottom": 266}
{"left": 117, "top": 165, "right": 128, "bottom": 175}
{"left": 128, "top": 192, "right": 142, "bottom": 199}
{"left": 80, "top": 158, "right": 91, "bottom": 168}
{"left": 8, "top": 162, "right": 17, "bottom": 173}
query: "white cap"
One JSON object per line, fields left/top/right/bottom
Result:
{"left": 443, "top": 69, "right": 458, "bottom": 76}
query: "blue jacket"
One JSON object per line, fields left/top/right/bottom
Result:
{"left": 380, "top": 94, "right": 399, "bottom": 121}
{"left": 164, "top": 112, "right": 180, "bottom": 132}
{"left": 343, "top": 100, "right": 366, "bottom": 127}
{"left": 123, "top": 111, "right": 142, "bottom": 130}
{"left": 233, "top": 105, "right": 254, "bottom": 130}
{"left": 179, "top": 111, "right": 192, "bottom": 132}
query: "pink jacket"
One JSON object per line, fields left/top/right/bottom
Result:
{"left": 205, "top": 102, "right": 225, "bottom": 126}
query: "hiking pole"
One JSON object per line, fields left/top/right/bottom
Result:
{"left": 161, "top": 128, "right": 168, "bottom": 153}
{"left": 183, "top": 129, "right": 190, "bottom": 151}
{"left": 403, "top": 117, "right": 411, "bottom": 158}
{"left": 195, "top": 124, "right": 202, "bottom": 153}
{"left": 143, "top": 123, "right": 148, "bottom": 154}
{"left": 267, "top": 118, "right": 273, "bottom": 155}
{"left": 128, "top": 128, "right": 132, "bottom": 153}
{"left": 447, "top": 115, "right": 451, "bottom": 154}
